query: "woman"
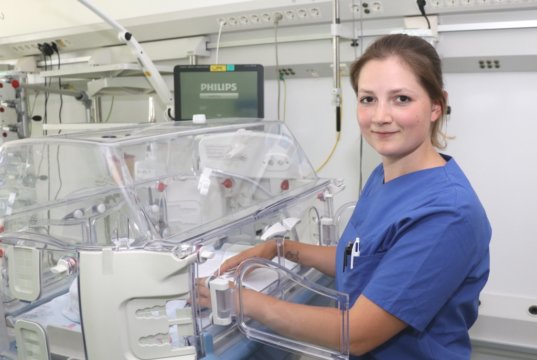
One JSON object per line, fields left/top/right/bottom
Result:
{"left": 197, "top": 34, "right": 491, "bottom": 359}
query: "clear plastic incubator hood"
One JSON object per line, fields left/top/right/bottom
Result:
{"left": 0, "top": 119, "right": 349, "bottom": 360}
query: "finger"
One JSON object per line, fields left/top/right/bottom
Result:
{"left": 217, "top": 258, "right": 239, "bottom": 275}
{"left": 196, "top": 277, "right": 208, "bottom": 288}
{"left": 194, "top": 279, "right": 212, "bottom": 308}
{"left": 197, "top": 285, "right": 210, "bottom": 298}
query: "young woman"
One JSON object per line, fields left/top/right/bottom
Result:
{"left": 197, "top": 34, "right": 491, "bottom": 359}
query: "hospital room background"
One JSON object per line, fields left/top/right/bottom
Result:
{"left": 0, "top": 0, "right": 536, "bottom": 359}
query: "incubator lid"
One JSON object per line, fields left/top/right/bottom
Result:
{"left": 0, "top": 119, "right": 332, "bottom": 250}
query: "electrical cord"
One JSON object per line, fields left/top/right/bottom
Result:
{"left": 104, "top": 96, "right": 116, "bottom": 122}
{"left": 215, "top": 20, "right": 225, "bottom": 64}
{"left": 29, "top": 91, "right": 40, "bottom": 119}
{"left": 51, "top": 42, "right": 63, "bottom": 128}
{"left": 54, "top": 144, "right": 63, "bottom": 200}
{"left": 51, "top": 43, "right": 64, "bottom": 199}
{"left": 40, "top": 49, "right": 49, "bottom": 129}
{"left": 38, "top": 42, "right": 64, "bottom": 199}
{"left": 281, "top": 75, "right": 287, "bottom": 122}
{"left": 417, "top": 0, "right": 431, "bottom": 29}
{"left": 316, "top": 131, "right": 341, "bottom": 173}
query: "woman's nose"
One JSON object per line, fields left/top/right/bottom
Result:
{"left": 372, "top": 102, "right": 392, "bottom": 124}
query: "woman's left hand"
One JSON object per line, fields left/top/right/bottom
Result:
{"left": 194, "top": 277, "right": 212, "bottom": 309}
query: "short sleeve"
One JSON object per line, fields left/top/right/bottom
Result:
{"left": 362, "top": 207, "right": 480, "bottom": 332}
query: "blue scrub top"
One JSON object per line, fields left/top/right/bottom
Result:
{"left": 336, "top": 155, "right": 491, "bottom": 359}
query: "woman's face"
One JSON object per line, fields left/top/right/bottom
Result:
{"left": 356, "top": 56, "right": 441, "bottom": 164}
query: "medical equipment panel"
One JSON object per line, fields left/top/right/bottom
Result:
{"left": 174, "top": 64, "right": 264, "bottom": 120}
{"left": 0, "top": 119, "right": 348, "bottom": 360}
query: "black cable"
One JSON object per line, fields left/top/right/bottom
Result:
{"left": 37, "top": 43, "right": 52, "bottom": 133}
{"left": 44, "top": 54, "right": 49, "bottom": 127}
{"left": 417, "top": 0, "right": 431, "bottom": 29}
{"left": 52, "top": 42, "right": 63, "bottom": 126}
{"left": 38, "top": 43, "right": 55, "bottom": 128}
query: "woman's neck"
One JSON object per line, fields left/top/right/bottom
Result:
{"left": 383, "top": 150, "right": 446, "bottom": 183}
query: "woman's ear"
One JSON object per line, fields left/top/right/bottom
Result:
{"left": 431, "top": 102, "right": 442, "bottom": 122}
{"left": 431, "top": 90, "right": 449, "bottom": 122}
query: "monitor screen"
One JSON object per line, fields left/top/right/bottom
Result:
{"left": 173, "top": 64, "right": 264, "bottom": 121}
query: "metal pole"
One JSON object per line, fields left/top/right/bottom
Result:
{"left": 92, "top": 96, "right": 103, "bottom": 123}
{"left": 332, "top": 0, "right": 342, "bottom": 134}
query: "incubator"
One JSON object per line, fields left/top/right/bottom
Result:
{"left": 0, "top": 119, "right": 349, "bottom": 360}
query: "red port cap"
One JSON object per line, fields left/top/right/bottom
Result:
{"left": 156, "top": 182, "right": 167, "bottom": 192}
{"left": 222, "top": 178, "right": 233, "bottom": 189}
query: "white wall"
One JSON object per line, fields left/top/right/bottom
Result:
{"left": 445, "top": 72, "right": 537, "bottom": 299}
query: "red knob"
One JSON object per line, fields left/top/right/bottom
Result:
{"left": 222, "top": 178, "right": 233, "bottom": 189}
{"left": 156, "top": 182, "right": 167, "bottom": 192}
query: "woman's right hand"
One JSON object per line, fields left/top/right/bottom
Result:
{"left": 218, "top": 239, "right": 278, "bottom": 275}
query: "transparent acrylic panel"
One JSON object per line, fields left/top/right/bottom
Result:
{"left": 0, "top": 119, "right": 342, "bottom": 360}
{"left": 235, "top": 258, "right": 349, "bottom": 360}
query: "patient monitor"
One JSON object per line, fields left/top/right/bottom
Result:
{"left": 174, "top": 64, "right": 264, "bottom": 120}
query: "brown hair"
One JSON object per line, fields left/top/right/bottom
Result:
{"left": 350, "top": 34, "right": 448, "bottom": 149}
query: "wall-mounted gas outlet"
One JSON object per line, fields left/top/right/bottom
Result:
{"left": 278, "top": 68, "right": 296, "bottom": 77}
{"left": 348, "top": 1, "right": 383, "bottom": 16}
{"left": 10, "top": 39, "right": 72, "bottom": 55}
{"left": 478, "top": 59, "right": 501, "bottom": 70}
{"left": 217, "top": 7, "right": 322, "bottom": 27}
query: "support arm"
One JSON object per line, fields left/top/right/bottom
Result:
{"left": 78, "top": 0, "right": 175, "bottom": 120}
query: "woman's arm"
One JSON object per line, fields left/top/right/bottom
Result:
{"left": 281, "top": 240, "right": 337, "bottom": 277}
{"left": 242, "top": 290, "right": 407, "bottom": 356}
{"left": 218, "top": 239, "right": 337, "bottom": 277}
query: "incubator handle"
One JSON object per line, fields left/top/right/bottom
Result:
{"left": 260, "top": 217, "right": 301, "bottom": 241}
{"left": 233, "top": 258, "right": 350, "bottom": 360}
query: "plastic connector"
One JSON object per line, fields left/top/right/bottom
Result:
{"left": 198, "top": 168, "right": 213, "bottom": 195}
{"left": 209, "top": 277, "right": 235, "bottom": 326}
{"left": 260, "top": 217, "right": 301, "bottom": 241}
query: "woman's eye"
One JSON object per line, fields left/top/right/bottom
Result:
{"left": 396, "top": 95, "right": 411, "bottom": 103}
{"left": 359, "top": 96, "right": 374, "bottom": 104}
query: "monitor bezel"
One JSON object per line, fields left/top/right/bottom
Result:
{"left": 173, "top": 64, "right": 264, "bottom": 121}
